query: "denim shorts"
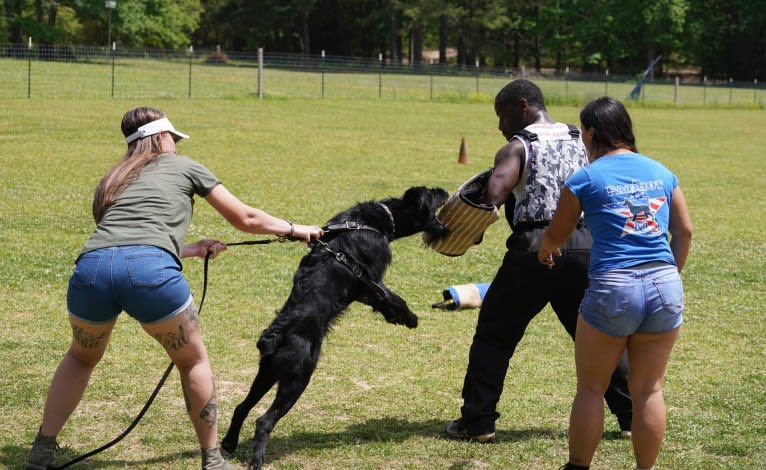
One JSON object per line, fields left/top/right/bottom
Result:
{"left": 67, "top": 245, "right": 192, "bottom": 325}
{"left": 580, "top": 262, "right": 684, "bottom": 337}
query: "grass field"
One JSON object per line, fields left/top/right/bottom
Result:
{"left": 1, "top": 95, "right": 765, "bottom": 469}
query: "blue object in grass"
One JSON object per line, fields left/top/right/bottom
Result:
{"left": 433, "top": 282, "right": 491, "bottom": 310}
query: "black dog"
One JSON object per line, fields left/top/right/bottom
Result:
{"left": 221, "top": 186, "right": 449, "bottom": 470}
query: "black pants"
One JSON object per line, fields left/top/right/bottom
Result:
{"left": 459, "top": 226, "right": 632, "bottom": 434}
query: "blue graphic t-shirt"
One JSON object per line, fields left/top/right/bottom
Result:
{"left": 565, "top": 152, "right": 678, "bottom": 273}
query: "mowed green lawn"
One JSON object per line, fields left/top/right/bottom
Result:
{"left": 0, "top": 97, "right": 764, "bottom": 469}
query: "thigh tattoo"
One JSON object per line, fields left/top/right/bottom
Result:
{"left": 72, "top": 325, "right": 108, "bottom": 349}
{"left": 153, "top": 304, "right": 199, "bottom": 351}
{"left": 184, "top": 302, "right": 201, "bottom": 325}
{"left": 154, "top": 325, "right": 189, "bottom": 351}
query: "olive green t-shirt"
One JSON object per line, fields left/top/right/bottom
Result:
{"left": 82, "top": 153, "right": 220, "bottom": 263}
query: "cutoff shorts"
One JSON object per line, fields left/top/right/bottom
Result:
{"left": 580, "top": 261, "right": 684, "bottom": 337}
{"left": 67, "top": 245, "right": 193, "bottom": 325}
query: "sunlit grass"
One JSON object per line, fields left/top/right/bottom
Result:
{"left": 1, "top": 97, "right": 764, "bottom": 469}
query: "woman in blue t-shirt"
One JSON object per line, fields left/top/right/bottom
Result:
{"left": 538, "top": 97, "right": 692, "bottom": 470}
{"left": 26, "top": 107, "right": 323, "bottom": 470}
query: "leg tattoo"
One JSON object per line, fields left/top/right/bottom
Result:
{"left": 200, "top": 380, "right": 218, "bottom": 427}
{"left": 184, "top": 302, "right": 201, "bottom": 326}
{"left": 154, "top": 325, "right": 189, "bottom": 351}
{"left": 72, "top": 325, "right": 107, "bottom": 349}
{"left": 182, "top": 381, "right": 192, "bottom": 412}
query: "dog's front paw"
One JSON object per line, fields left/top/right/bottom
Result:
{"left": 402, "top": 312, "right": 418, "bottom": 328}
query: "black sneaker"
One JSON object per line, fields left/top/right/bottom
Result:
{"left": 444, "top": 419, "right": 495, "bottom": 443}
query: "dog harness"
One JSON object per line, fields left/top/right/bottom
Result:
{"left": 309, "top": 202, "right": 395, "bottom": 300}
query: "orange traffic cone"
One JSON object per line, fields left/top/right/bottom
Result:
{"left": 458, "top": 137, "right": 469, "bottom": 164}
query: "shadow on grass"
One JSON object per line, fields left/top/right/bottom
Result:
{"left": 0, "top": 444, "right": 197, "bottom": 469}
{"left": 224, "top": 416, "right": 565, "bottom": 466}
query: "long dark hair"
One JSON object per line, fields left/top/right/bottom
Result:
{"left": 579, "top": 97, "right": 638, "bottom": 159}
{"left": 92, "top": 107, "right": 167, "bottom": 223}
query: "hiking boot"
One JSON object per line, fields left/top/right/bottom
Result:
{"left": 201, "top": 447, "right": 236, "bottom": 470}
{"left": 444, "top": 419, "right": 495, "bottom": 443}
{"left": 26, "top": 432, "right": 58, "bottom": 470}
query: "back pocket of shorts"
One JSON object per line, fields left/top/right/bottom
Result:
{"left": 589, "top": 279, "right": 631, "bottom": 319}
{"left": 126, "top": 252, "right": 166, "bottom": 287}
{"left": 653, "top": 277, "right": 684, "bottom": 315}
{"left": 70, "top": 253, "right": 102, "bottom": 288}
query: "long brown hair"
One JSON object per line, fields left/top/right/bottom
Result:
{"left": 92, "top": 107, "right": 167, "bottom": 223}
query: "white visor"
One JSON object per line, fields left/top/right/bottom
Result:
{"left": 124, "top": 117, "right": 190, "bottom": 144}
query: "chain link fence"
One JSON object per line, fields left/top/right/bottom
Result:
{"left": 1, "top": 43, "right": 762, "bottom": 107}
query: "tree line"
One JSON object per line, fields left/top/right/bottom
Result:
{"left": 2, "top": 0, "right": 765, "bottom": 80}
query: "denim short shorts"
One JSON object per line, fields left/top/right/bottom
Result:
{"left": 580, "top": 262, "right": 684, "bottom": 337}
{"left": 67, "top": 245, "right": 192, "bottom": 325}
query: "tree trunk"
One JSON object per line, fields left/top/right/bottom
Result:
{"left": 439, "top": 13, "right": 447, "bottom": 64}
{"left": 388, "top": 5, "right": 398, "bottom": 63}
{"left": 300, "top": 10, "right": 310, "bottom": 56}
{"left": 48, "top": 1, "right": 59, "bottom": 28}
{"left": 4, "top": 0, "right": 23, "bottom": 43}
{"left": 35, "top": 0, "right": 43, "bottom": 23}
{"left": 411, "top": 21, "right": 422, "bottom": 65}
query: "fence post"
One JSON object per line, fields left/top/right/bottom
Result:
{"left": 378, "top": 53, "right": 383, "bottom": 98}
{"left": 111, "top": 42, "right": 116, "bottom": 98}
{"left": 429, "top": 59, "right": 433, "bottom": 100}
{"left": 27, "top": 37, "right": 32, "bottom": 98}
{"left": 754, "top": 78, "right": 758, "bottom": 104}
{"left": 729, "top": 78, "right": 733, "bottom": 105}
{"left": 321, "top": 49, "right": 325, "bottom": 99}
{"left": 674, "top": 76, "right": 679, "bottom": 106}
{"left": 565, "top": 66, "right": 569, "bottom": 101}
{"left": 475, "top": 58, "right": 479, "bottom": 94}
{"left": 605, "top": 69, "right": 609, "bottom": 96}
{"left": 703, "top": 76, "right": 707, "bottom": 106}
{"left": 258, "top": 48, "right": 264, "bottom": 99}
{"left": 188, "top": 45, "right": 193, "bottom": 98}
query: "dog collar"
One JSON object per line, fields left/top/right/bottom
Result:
{"left": 378, "top": 202, "right": 396, "bottom": 236}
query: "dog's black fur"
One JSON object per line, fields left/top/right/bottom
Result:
{"left": 221, "top": 186, "right": 449, "bottom": 470}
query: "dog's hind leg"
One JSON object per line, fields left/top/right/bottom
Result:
{"left": 221, "top": 364, "right": 277, "bottom": 455}
{"left": 248, "top": 340, "right": 318, "bottom": 470}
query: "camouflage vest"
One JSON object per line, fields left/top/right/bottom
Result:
{"left": 510, "top": 122, "right": 587, "bottom": 226}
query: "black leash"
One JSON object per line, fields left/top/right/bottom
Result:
{"left": 51, "top": 236, "right": 292, "bottom": 469}
{"left": 52, "top": 230, "right": 385, "bottom": 467}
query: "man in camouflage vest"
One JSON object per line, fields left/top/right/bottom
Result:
{"left": 445, "top": 79, "right": 632, "bottom": 442}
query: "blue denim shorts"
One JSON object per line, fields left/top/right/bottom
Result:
{"left": 67, "top": 245, "right": 192, "bottom": 325}
{"left": 580, "top": 262, "right": 684, "bottom": 337}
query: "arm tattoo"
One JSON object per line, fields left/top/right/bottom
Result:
{"left": 200, "top": 380, "right": 218, "bottom": 427}
{"left": 154, "top": 325, "right": 189, "bottom": 351}
{"left": 72, "top": 325, "right": 107, "bottom": 349}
